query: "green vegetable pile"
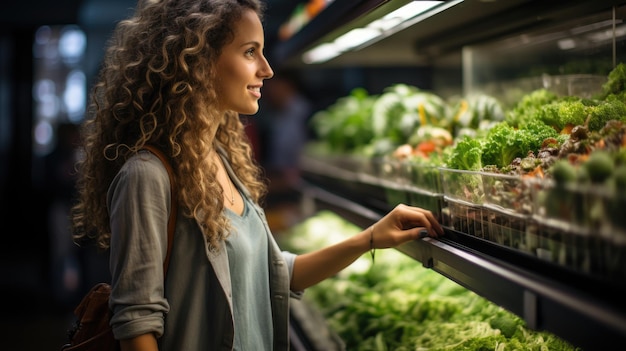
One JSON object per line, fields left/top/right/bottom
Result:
{"left": 278, "top": 211, "right": 581, "bottom": 351}
{"left": 308, "top": 87, "right": 377, "bottom": 154}
{"left": 307, "top": 83, "right": 490, "bottom": 159}
{"left": 304, "top": 64, "right": 626, "bottom": 282}
{"left": 308, "top": 63, "right": 626, "bottom": 174}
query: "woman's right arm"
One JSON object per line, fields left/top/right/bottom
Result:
{"left": 120, "top": 333, "right": 158, "bottom": 351}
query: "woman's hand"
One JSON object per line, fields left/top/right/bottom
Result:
{"left": 291, "top": 203, "right": 443, "bottom": 291}
{"left": 370, "top": 204, "right": 444, "bottom": 249}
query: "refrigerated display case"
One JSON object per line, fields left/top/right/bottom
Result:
{"left": 272, "top": 1, "right": 626, "bottom": 350}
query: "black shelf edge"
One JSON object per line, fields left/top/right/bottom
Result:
{"left": 397, "top": 238, "right": 626, "bottom": 351}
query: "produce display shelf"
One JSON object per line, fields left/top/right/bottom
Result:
{"left": 298, "top": 179, "right": 626, "bottom": 351}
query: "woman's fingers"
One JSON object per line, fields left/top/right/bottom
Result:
{"left": 372, "top": 204, "right": 444, "bottom": 249}
{"left": 395, "top": 204, "right": 444, "bottom": 238}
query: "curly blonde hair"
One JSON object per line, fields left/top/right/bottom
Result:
{"left": 71, "top": 0, "right": 268, "bottom": 250}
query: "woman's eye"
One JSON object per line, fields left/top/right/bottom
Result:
{"left": 245, "top": 48, "right": 255, "bottom": 57}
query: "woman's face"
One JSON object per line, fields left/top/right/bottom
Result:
{"left": 215, "top": 9, "right": 274, "bottom": 115}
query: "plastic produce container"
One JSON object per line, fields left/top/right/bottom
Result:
{"left": 440, "top": 168, "right": 487, "bottom": 238}
{"left": 406, "top": 162, "right": 445, "bottom": 222}
{"left": 532, "top": 180, "right": 626, "bottom": 280}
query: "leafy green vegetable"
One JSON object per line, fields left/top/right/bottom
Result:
{"left": 308, "top": 87, "right": 377, "bottom": 152}
{"left": 587, "top": 97, "right": 626, "bottom": 132}
{"left": 471, "top": 119, "right": 559, "bottom": 170}
{"left": 280, "top": 211, "right": 581, "bottom": 351}
{"left": 445, "top": 136, "right": 483, "bottom": 171}
{"left": 600, "top": 62, "right": 626, "bottom": 98}
{"left": 489, "top": 314, "right": 520, "bottom": 338}
{"left": 481, "top": 122, "right": 531, "bottom": 169}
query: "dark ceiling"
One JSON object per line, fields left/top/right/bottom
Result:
{"left": 1, "top": 0, "right": 84, "bottom": 30}
{"left": 0, "top": 0, "right": 295, "bottom": 48}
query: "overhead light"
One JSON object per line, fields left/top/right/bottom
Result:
{"left": 334, "top": 28, "right": 381, "bottom": 51}
{"left": 587, "top": 24, "right": 626, "bottom": 43}
{"left": 383, "top": 1, "right": 443, "bottom": 23}
{"left": 302, "top": 0, "right": 456, "bottom": 64}
{"left": 557, "top": 38, "right": 576, "bottom": 50}
{"left": 302, "top": 43, "right": 341, "bottom": 64}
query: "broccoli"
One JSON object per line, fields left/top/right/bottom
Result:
{"left": 537, "top": 97, "right": 589, "bottom": 132}
{"left": 587, "top": 96, "right": 626, "bottom": 132}
{"left": 506, "top": 89, "right": 559, "bottom": 128}
{"left": 519, "top": 119, "right": 559, "bottom": 153}
{"left": 445, "top": 136, "right": 483, "bottom": 170}
{"left": 481, "top": 122, "right": 533, "bottom": 169}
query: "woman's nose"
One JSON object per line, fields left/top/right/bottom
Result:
{"left": 260, "top": 56, "right": 274, "bottom": 79}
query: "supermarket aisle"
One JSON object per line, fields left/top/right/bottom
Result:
{"left": 1, "top": 228, "right": 110, "bottom": 350}
{"left": 1, "top": 250, "right": 77, "bottom": 351}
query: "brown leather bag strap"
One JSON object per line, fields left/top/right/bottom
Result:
{"left": 141, "top": 145, "right": 177, "bottom": 275}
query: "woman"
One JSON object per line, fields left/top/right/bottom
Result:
{"left": 70, "top": 0, "right": 444, "bottom": 350}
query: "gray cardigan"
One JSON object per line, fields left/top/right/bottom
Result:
{"left": 107, "top": 149, "right": 301, "bottom": 350}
